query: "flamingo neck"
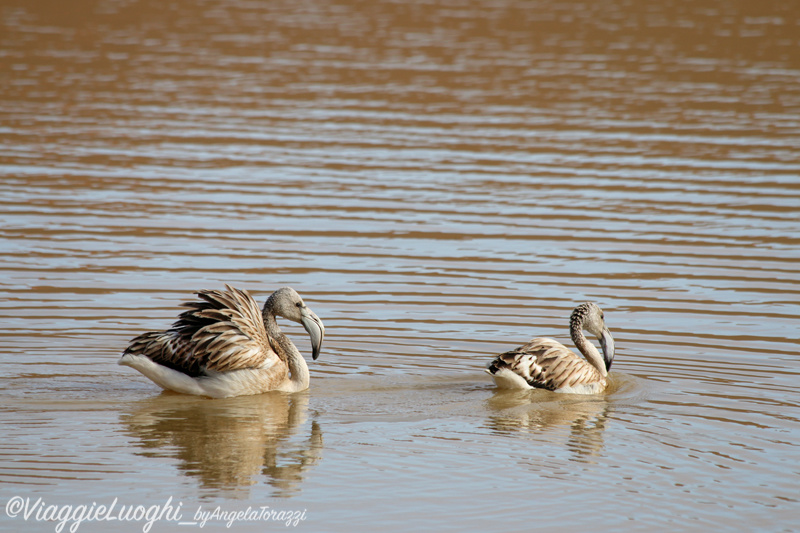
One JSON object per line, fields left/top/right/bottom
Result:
{"left": 263, "top": 311, "right": 311, "bottom": 392}
{"left": 570, "top": 320, "right": 607, "bottom": 377}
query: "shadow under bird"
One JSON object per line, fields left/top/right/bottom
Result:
{"left": 119, "top": 286, "right": 325, "bottom": 398}
{"left": 485, "top": 302, "right": 615, "bottom": 394}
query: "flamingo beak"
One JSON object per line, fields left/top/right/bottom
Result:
{"left": 300, "top": 306, "right": 325, "bottom": 361}
{"left": 599, "top": 328, "right": 615, "bottom": 371}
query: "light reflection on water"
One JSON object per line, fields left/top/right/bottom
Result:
{"left": 121, "top": 393, "right": 322, "bottom": 499}
{"left": 1, "top": 0, "right": 800, "bottom": 530}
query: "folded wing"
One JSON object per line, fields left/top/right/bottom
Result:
{"left": 123, "top": 285, "right": 276, "bottom": 377}
{"left": 487, "top": 337, "right": 604, "bottom": 391}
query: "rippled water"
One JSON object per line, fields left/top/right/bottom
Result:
{"left": 2, "top": 0, "right": 800, "bottom": 531}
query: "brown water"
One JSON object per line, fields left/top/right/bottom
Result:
{"left": 2, "top": 0, "right": 800, "bottom": 531}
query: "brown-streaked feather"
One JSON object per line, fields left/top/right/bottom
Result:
{"left": 487, "top": 337, "right": 604, "bottom": 391}
{"left": 122, "top": 285, "right": 276, "bottom": 377}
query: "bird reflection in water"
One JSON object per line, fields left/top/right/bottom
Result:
{"left": 120, "top": 391, "right": 322, "bottom": 497}
{"left": 485, "top": 389, "right": 611, "bottom": 463}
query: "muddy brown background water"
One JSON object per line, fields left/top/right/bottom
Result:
{"left": 1, "top": 0, "right": 799, "bottom": 531}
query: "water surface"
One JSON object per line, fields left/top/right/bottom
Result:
{"left": 1, "top": 0, "right": 799, "bottom": 531}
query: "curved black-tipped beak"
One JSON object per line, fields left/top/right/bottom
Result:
{"left": 599, "top": 328, "right": 615, "bottom": 371}
{"left": 300, "top": 307, "right": 325, "bottom": 361}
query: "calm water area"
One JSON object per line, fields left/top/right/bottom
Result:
{"left": 1, "top": 0, "right": 799, "bottom": 531}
